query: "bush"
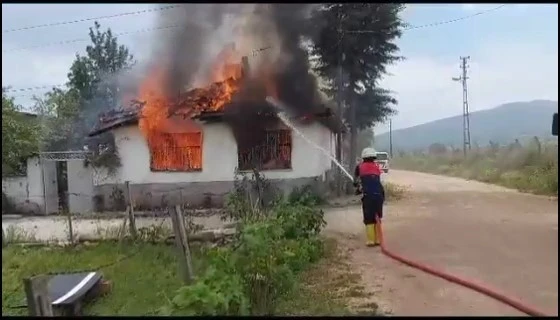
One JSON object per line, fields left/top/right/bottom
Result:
{"left": 392, "top": 139, "right": 558, "bottom": 195}
{"left": 163, "top": 176, "right": 328, "bottom": 316}
{"left": 287, "top": 185, "right": 325, "bottom": 206}
{"left": 160, "top": 266, "right": 249, "bottom": 316}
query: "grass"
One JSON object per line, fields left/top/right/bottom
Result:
{"left": 392, "top": 139, "right": 558, "bottom": 195}
{"left": 276, "top": 238, "right": 380, "bottom": 316}
{"left": 1, "top": 241, "right": 209, "bottom": 316}
{"left": 3, "top": 225, "right": 37, "bottom": 244}
{"left": 2, "top": 238, "right": 378, "bottom": 316}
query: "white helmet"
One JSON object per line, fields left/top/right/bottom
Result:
{"left": 361, "top": 147, "right": 377, "bottom": 159}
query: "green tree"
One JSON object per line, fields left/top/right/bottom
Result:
{"left": 310, "top": 4, "right": 404, "bottom": 125}
{"left": 2, "top": 88, "right": 39, "bottom": 176}
{"left": 33, "top": 88, "right": 80, "bottom": 151}
{"left": 36, "top": 21, "right": 134, "bottom": 174}
{"left": 309, "top": 4, "right": 405, "bottom": 187}
{"left": 69, "top": 21, "right": 135, "bottom": 146}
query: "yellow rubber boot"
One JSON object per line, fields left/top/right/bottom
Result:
{"left": 374, "top": 223, "right": 381, "bottom": 246}
{"left": 365, "top": 224, "right": 376, "bottom": 247}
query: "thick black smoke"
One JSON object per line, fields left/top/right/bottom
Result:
{"left": 153, "top": 3, "right": 248, "bottom": 97}
{"left": 264, "top": 4, "right": 324, "bottom": 116}
{"left": 152, "top": 4, "right": 326, "bottom": 160}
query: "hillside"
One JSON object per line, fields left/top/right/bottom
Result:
{"left": 375, "top": 100, "right": 558, "bottom": 151}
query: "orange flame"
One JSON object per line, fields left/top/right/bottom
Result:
{"left": 136, "top": 42, "right": 279, "bottom": 171}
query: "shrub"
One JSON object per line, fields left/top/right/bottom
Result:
{"left": 164, "top": 180, "right": 328, "bottom": 316}
{"left": 392, "top": 139, "right": 558, "bottom": 195}
{"left": 273, "top": 201, "right": 326, "bottom": 240}
{"left": 287, "top": 185, "right": 325, "bottom": 206}
{"left": 160, "top": 265, "right": 249, "bottom": 316}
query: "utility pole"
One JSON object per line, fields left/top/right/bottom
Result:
{"left": 389, "top": 119, "right": 393, "bottom": 158}
{"left": 452, "top": 56, "right": 471, "bottom": 157}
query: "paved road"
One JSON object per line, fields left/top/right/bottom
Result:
{"left": 325, "top": 170, "right": 558, "bottom": 316}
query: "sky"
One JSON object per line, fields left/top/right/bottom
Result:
{"left": 2, "top": 4, "right": 558, "bottom": 134}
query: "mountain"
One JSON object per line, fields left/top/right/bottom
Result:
{"left": 374, "top": 100, "right": 558, "bottom": 151}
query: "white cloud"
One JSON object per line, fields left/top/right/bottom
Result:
{"left": 376, "top": 40, "right": 558, "bottom": 133}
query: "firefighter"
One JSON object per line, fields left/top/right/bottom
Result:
{"left": 353, "top": 147, "right": 385, "bottom": 247}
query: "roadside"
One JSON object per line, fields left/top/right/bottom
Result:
{"left": 323, "top": 170, "right": 558, "bottom": 316}
{"left": 391, "top": 142, "right": 558, "bottom": 196}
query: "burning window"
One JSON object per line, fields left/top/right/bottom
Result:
{"left": 149, "top": 132, "right": 202, "bottom": 171}
{"left": 238, "top": 130, "right": 292, "bottom": 171}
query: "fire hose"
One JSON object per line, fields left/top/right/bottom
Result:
{"left": 374, "top": 219, "right": 550, "bottom": 317}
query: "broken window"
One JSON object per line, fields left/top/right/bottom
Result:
{"left": 238, "top": 130, "right": 292, "bottom": 171}
{"left": 149, "top": 132, "right": 203, "bottom": 172}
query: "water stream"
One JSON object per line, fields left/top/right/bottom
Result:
{"left": 265, "top": 96, "right": 355, "bottom": 182}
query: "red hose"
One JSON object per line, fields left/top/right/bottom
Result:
{"left": 374, "top": 221, "right": 550, "bottom": 317}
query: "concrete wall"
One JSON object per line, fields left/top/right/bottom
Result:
{"left": 93, "top": 122, "right": 337, "bottom": 210}
{"left": 2, "top": 157, "right": 46, "bottom": 215}
{"left": 67, "top": 160, "right": 95, "bottom": 214}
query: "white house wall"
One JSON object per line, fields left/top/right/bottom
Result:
{"left": 67, "top": 160, "right": 95, "bottom": 214}
{"left": 107, "top": 121, "right": 333, "bottom": 184}
{"left": 2, "top": 157, "right": 47, "bottom": 215}
{"left": 92, "top": 121, "right": 336, "bottom": 209}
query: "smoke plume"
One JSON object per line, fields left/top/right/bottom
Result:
{"left": 146, "top": 4, "right": 327, "bottom": 159}
{"left": 151, "top": 4, "right": 323, "bottom": 112}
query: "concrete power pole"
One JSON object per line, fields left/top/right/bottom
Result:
{"left": 452, "top": 56, "right": 472, "bottom": 156}
{"left": 389, "top": 119, "right": 393, "bottom": 158}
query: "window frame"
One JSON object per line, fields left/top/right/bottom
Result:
{"left": 148, "top": 132, "right": 203, "bottom": 172}
{"left": 237, "top": 129, "right": 293, "bottom": 171}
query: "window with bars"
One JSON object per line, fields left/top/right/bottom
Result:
{"left": 148, "top": 132, "right": 203, "bottom": 172}
{"left": 238, "top": 130, "right": 292, "bottom": 171}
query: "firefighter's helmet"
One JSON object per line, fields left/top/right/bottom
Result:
{"left": 361, "top": 147, "right": 377, "bottom": 159}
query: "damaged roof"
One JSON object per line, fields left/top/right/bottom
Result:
{"left": 88, "top": 100, "right": 346, "bottom": 137}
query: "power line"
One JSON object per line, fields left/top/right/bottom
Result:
{"left": 344, "top": 4, "right": 507, "bottom": 34}
{"left": 2, "top": 24, "right": 182, "bottom": 53}
{"left": 2, "top": 5, "right": 179, "bottom": 33}
{"left": 4, "top": 5, "right": 508, "bottom": 54}
{"left": 4, "top": 84, "right": 66, "bottom": 93}
{"left": 2, "top": 5, "right": 509, "bottom": 93}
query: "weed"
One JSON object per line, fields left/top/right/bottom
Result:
{"left": 383, "top": 182, "right": 408, "bottom": 201}
{"left": 163, "top": 170, "right": 330, "bottom": 316}
{"left": 393, "top": 139, "right": 558, "bottom": 195}
{"left": 3, "top": 225, "right": 36, "bottom": 243}
{"left": 2, "top": 243, "right": 191, "bottom": 316}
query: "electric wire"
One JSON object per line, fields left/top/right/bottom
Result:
{"left": 2, "top": 5, "right": 179, "bottom": 33}
{"left": 3, "top": 5, "right": 508, "bottom": 54}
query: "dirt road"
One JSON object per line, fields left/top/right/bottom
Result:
{"left": 325, "top": 170, "right": 558, "bottom": 316}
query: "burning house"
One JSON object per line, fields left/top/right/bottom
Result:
{"left": 89, "top": 56, "right": 343, "bottom": 208}
{"left": 88, "top": 5, "right": 345, "bottom": 209}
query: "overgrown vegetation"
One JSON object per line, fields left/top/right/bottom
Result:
{"left": 162, "top": 172, "right": 331, "bottom": 316}
{"left": 2, "top": 242, "right": 189, "bottom": 316}
{"left": 1, "top": 88, "right": 39, "bottom": 177}
{"left": 392, "top": 138, "right": 558, "bottom": 195}
{"left": 3, "top": 22, "right": 131, "bottom": 177}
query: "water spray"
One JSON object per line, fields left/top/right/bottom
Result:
{"left": 265, "top": 96, "right": 354, "bottom": 182}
